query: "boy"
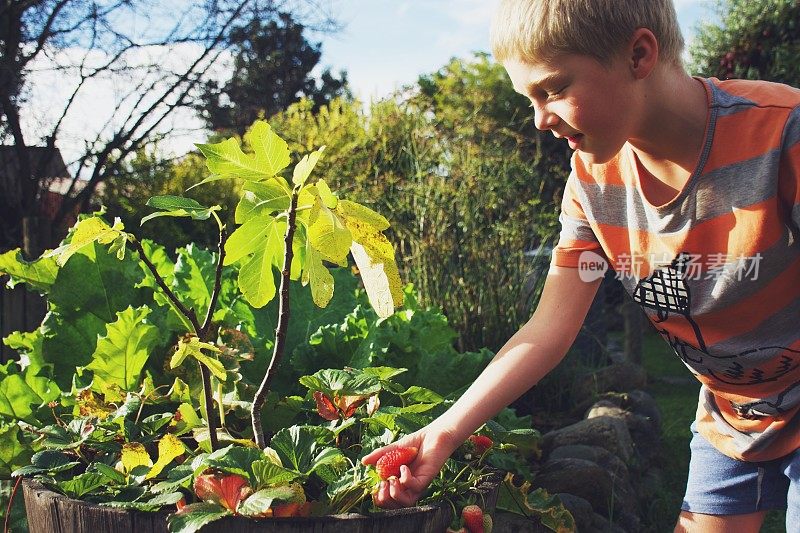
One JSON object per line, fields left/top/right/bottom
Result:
{"left": 362, "top": 0, "right": 800, "bottom": 531}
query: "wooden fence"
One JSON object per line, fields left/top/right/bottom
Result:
{"left": 0, "top": 283, "right": 46, "bottom": 364}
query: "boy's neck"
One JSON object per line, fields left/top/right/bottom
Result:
{"left": 627, "top": 64, "right": 709, "bottom": 205}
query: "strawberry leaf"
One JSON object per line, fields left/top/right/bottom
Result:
{"left": 251, "top": 459, "right": 302, "bottom": 489}
{"left": 167, "top": 502, "right": 230, "bottom": 533}
{"left": 238, "top": 486, "right": 297, "bottom": 517}
{"left": 270, "top": 425, "right": 343, "bottom": 476}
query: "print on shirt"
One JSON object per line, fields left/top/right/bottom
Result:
{"left": 632, "top": 252, "right": 800, "bottom": 417}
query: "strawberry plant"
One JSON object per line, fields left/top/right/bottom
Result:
{"left": 0, "top": 120, "right": 550, "bottom": 532}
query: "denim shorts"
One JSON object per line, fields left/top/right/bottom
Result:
{"left": 682, "top": 423, "right": 800, "bottom": 526}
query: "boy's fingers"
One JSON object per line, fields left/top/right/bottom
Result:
{"left": 388, "top": 477, "right": 417, "bottom": 507}
{"left": 399, "top": 465, "right": 427, "bottom": 494}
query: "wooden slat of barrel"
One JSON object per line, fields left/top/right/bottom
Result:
{"left": 22, "top": 480, "right": 474, "bottom": 533}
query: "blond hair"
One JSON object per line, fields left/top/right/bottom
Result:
{"left": 490, "top": 0, "right": 685, "bottom": 66}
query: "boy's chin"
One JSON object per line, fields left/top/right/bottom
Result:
{"left": 574, "top": 143, "right": 623, "bottom": 166}
{"left": 576, "top": 151, "right": 616, "bottom": 166}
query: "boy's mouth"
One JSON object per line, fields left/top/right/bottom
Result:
{"left": 566, "top": 134, "right": 583, "bottom": 149}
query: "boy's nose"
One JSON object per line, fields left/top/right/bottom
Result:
{"left": 533, "top": 105, "right": 559, "bottom": 131}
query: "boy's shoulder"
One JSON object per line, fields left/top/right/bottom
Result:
{"left": 707, "top": 77, "right": 800, "bottom": 110}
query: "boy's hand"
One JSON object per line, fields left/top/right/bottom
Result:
{"left": 362, "top": 427, "right": 457, "bottom": 509}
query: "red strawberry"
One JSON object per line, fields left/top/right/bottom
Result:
{"left": 461, "top": 504, "right": 484, "bottom": 533}
{"left": 193, "top": 471, "right": 252, "bottom": 512}
{"left": 375, "top": 446, "right": 418, "bottom": 480}
{"left": 175, "top": 497, "right": 186, "bottom": 511}
{"left": 468, "top": 435, "right": 493, "bottom": 455}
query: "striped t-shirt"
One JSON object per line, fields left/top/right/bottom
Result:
{"left": 553, "top": 77, "right": 800, "bottom": 461}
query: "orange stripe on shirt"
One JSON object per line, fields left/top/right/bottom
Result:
{"left": 704, "top": 109, "right": 786, "bottom": 174}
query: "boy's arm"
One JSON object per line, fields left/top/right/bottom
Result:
{"left": 429, "top": 264, "right": 602, "bottom": 445}
{"left": 364, "top": 264, "right": 602, "bottom": 507}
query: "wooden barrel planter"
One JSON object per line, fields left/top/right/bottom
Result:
{"left": 23, "top": 478, "right": 500, "bottom": 533}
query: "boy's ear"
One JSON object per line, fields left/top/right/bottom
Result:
{"left": 627, "top": 28, "right": 659, "bottom": 79}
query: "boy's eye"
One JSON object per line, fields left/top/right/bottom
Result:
{"left": 547, "top": 86, "right": 567, "bottom": 98}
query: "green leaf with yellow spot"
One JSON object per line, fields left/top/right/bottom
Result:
{"left": 146, "top": 433, "right": 185, "bottom": 479}
{"left": 337, "top": 203, "right": 402, "bottom": 318}
{"left": 121, "top": 442, "right": 152, "bottom": 473}
{"left": 307, "top": 201, "right": 351, "bottom": 265}
{"left": 301, "top": 244, "right": 334, "bottom": 308}
{"left": 337, "top": 200, "right": 389, "bottom": 230}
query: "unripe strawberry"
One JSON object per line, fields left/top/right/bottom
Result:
{"left": 462, "top": 504, "right": 485, "bottom": 533}
{"left": 193, "top": 470, "right": 252, "bottom": 512}
{"left": 483, "top": 512, "right": 493, "bottom": 533}
{"left": 375, "top": 446, "right": 418, "bottom": 480}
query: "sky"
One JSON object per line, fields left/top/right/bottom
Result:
{"left": 317, "top": 0, "right": 718, "bottom": 102}
{"left": 22, "top": 0, "right": 720, "bottom": 163}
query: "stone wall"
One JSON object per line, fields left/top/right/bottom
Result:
{"left": 495, "top": 361, "right": 666, "bottom": 533}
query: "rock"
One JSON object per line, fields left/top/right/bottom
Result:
{"left": 624, "top": 390, "right": 662, "bottom": 430}
{"left": 541, "top": 449, "right": 640, "bottom": 532}
{"left": 548, "top": 444, "right": 630, "bottom": 482}
{"left": 555, "top": 493, "right": 594, "bottom": 531}
{"left": 532, "top": 458, "right": 614, "bottom": 515}
{"left": 542, "top": 416, "right": 634, "bottom": 463}
{"left": 586, "top": 402, "right": 661, "bottom": 469}
{"left": 585, "top": 390, "right": 662, "bottom": 431}
{"left": 574, "top": 362, "right": 648, "bottom": 403}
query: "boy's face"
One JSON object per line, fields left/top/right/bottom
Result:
{"left": 504, "top": 53, "right": 637, "bottom": 165}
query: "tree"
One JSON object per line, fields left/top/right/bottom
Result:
{"left": 689, "top": 0, "right": 800, "bottom": 86}
{"left": 0, "top": 0, "right": 337, "bottom": 254}
{"left": 196, "top": 12, "right": 349, "bottom": 135}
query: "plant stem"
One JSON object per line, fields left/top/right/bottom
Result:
{"left": 132, "top": 237, "right": 219, "bottom": 450}
{"left": 251, "top": 188, "right": 300, "bottom": 449}
{"left": 200, "top": 227, "right": 227, "bottom": 337}
{"left": 199, "top": 364, "right": 219, "bottom": 451}
{"left": 4, "top": 476, "right": 22, "bottom": 533}
{"left": 131, "top": 238, "right": 201, "bottom": 333}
